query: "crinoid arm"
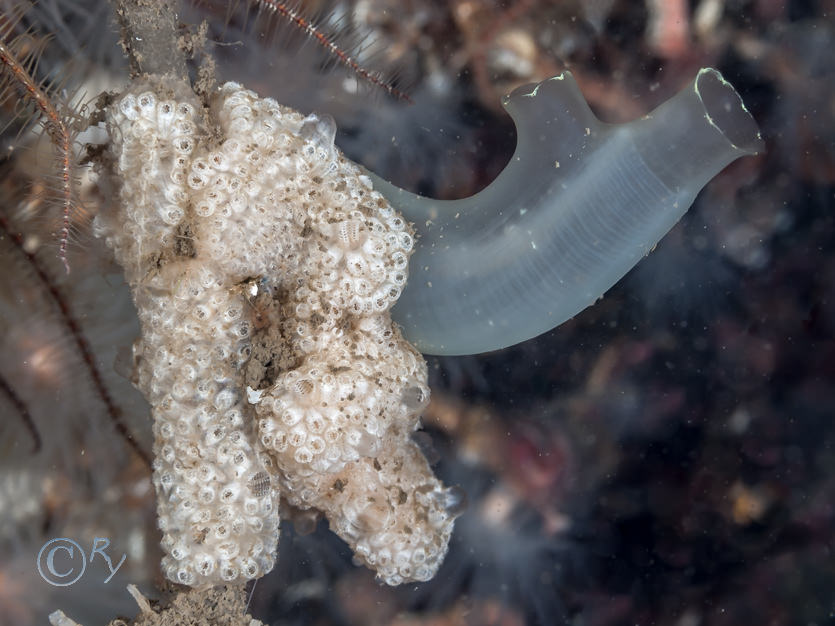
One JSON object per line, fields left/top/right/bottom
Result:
{"left": 0, "top": 5, "right": 87, "bottom": 273}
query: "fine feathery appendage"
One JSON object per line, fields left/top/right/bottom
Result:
{"left": 0, "top": 8, "right": 80, "bottom": 274}
{"left": 0, "top": 211, "right": 151, "bottom": 469}
{"left": 251, "top": 0, "right": 412, "bottom": 103}
{"left": 0, "top": 369, "right": 41, "bottom": 453}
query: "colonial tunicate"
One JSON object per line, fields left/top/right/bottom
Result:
{"left": 95, "top": 77, "right": 458, "bottom": 587}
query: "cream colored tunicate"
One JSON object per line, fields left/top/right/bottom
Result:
{"left": 94, "top": 78, "right": 460, "bottom": 587}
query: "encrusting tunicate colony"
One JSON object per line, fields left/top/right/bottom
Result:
{"left": 93, "top": 77, "right": 462, "bottom": 588}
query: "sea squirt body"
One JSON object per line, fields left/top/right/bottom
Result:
{"left": 375, "top": 69, "right": 764, "bottom": 355}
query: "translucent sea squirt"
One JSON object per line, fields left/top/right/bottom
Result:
{"left": 373, "top": 69, "right": 764, "bottom": 355}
